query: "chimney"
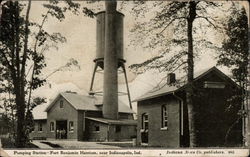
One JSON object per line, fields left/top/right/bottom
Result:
{"left": 167, "top": 73, "right": 176, "bottom": 85}
{"left": 103, "top": 1, "right": 119, "bottom": 119}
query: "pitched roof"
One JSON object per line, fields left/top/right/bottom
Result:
{"left": 85, "top": 117, "right": 137, "bottom": 125}
{"left": 134, "top": 66, "right": 238, "bottom": 102}
{"left": 60, "top": 92, "right": 101, "bottom": 111}
{"left": 32, "top": 81, "right": 85, "bottom": 120}
{"left": 45, "top": 92, "right": 134, "bottom": 114}
{"left": 32, "top": 103, "right": 48, "bottom": 120}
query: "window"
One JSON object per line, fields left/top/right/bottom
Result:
{"left": 69, "top": 121, "right": 74, "bottom": 132}
{"left": 38, "top": 123, "right": 43, "bottom": 132}
{"left": 204, "top": 81, "right": 225, "bottom": 89}
{"left": 94, "top": 126, "right": 100, "bottom": 132}
{"left": 60, "top": 100, "right": 64, "bottom": 108}
{"left": 142, "top": 113, "right": 149, "bottom": 130}
{"left": 50, "top": 122, "right": 54, "bottom": 132}
{"left": 115, "top": 125, "right": 121, "bottom": 133}
{"left": 162, "top": 105, "right": 168, "bottom": 129}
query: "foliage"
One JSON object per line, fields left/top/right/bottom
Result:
{"left": 1, "top": 137, "right": 39, "bottom": 148}
{"left": 217, "top": 6, "right": 248, "bottom": 84}
{"left": 0, "top": 113, "right": 12, "bottom": 132}
{"left": 216, "top": 4, "right": 248, "bottom": 146}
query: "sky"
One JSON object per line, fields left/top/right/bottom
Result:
{"left": 1, "top": 1, "right": 249, "bottom": 114}
{"left": 29, "top": 1, "right": 167, "bottom": 97}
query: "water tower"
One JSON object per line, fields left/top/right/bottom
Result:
{"left": 89, "top": 1, "right": 132, "bottom": 119}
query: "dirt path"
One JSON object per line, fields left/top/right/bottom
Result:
{"left": 31, "top": 140, "right": 53, "bottom": 149}
{"left": 46, "top": 140, "right": 121, "bottom": 149}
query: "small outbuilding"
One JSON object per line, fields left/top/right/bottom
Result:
{"left": 135, "top": 67, "right": 243, "bottom": 147}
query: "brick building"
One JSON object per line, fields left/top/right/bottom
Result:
{"left": 30, "top": 92, "right": 136, "bottom": 141}
{"left": 135, "top": 67, "right": 243, "bottom": 147}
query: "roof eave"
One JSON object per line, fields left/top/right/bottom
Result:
{"left": 133, "top": 89, "right": 179, "bottom": 102}
{"left": 44, "top": 94, "right": 61, "bottom": 112}
{"left": 78, "top": 109, "right": 135, "bottom": 114}
{"left": 85, "top": 117, "right": 137, "bottom": 125}
{"left": 85, "top": 117, "right": 109, "bottom": 124}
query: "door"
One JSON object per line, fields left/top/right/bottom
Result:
{"left": 56, "top": 120, "right": 67, "bottom": 139}
{"left": 141, "top": 113, "right": 148, "bottom": 143}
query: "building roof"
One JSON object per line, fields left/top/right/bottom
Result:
{"left": 32, "top": 81, "right": 85, "bottom": 120}
{"left": 85, "top": 117, "right": 137, "bottom": 125}
{"left": 32, "top": 103, "right": 48, "bottom": 120}
{"left": 134, "top": 66, "right": 239, "bottom": 102}
{"left": 45, "top": 92, "right": 135, "bottom": 114}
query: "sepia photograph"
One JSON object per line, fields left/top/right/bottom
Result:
{"left": 0, "top": 0, "right": 249, "bottom": 156}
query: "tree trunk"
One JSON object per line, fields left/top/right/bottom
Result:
{"left": 9, "top": 1, "right": 26, "bottom": 148}
{"left": 14, "top": 80, "right": 26, "bottom": 148}
{"left": 15, "top": 0, "right": 32, "bottom": 148}
{"left": 186, "top": 1, "right": 198, "bottom": 147}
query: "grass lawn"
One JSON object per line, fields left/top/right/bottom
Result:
{"left": 1, "top": 137, "right": 39, "bottom": 148}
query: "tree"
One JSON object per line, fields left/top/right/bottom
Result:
{"left": 0, "top": 1, "right": 31, "bottom": 147}
{"left": 0, "top": 113, "right": 12, "bottom": 134}
{"left": 0, "top": 84, "right": 16, "bottom": 136}
{"left": 217, "top": 5, "right": 249, "bottom": 146}
{"left": 127, "top": 1, "right": 224, "bottom": 147}
{"left": 0, "top": 0, "right": 80, "bottom": 147}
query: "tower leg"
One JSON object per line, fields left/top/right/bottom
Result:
{"left": 122, "top": 64, "right": 133, "bottom": 109}
{"left": 89, "top": 63, "right": 98, "bottom": 95}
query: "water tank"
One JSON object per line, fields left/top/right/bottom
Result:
{"left": 95, "top": 11, "right": 124, "bottom": 67}
{"left": 96, "top": 11, "right": 105, "bottom": 62}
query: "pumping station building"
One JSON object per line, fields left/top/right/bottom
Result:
{"left": 135, "top": 67, "right": 243, "bottom": 147}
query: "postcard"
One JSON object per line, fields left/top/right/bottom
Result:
{"left": 0, "top": 0, "right": 249, "bottom": 157}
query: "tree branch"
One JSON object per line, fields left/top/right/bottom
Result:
{"left": 203, "top": 1, "right": 222, "bottom": 7}
{"left": 26, "top": 8, "right": 51, "bottom": 109}
{"left": 158, "top": 17, "right": 186, "bottom": 34}
{"left": 25, "top": 64, "right": 33, "bottom": 78}
{"left": 34, "top": 8, "right": 51, "bottom": 53}
{"left": 170, "top": 61, "right": 187, "bottom": 73}
{"left": 196, "top": 15, "right": 217, "bottom": 29}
